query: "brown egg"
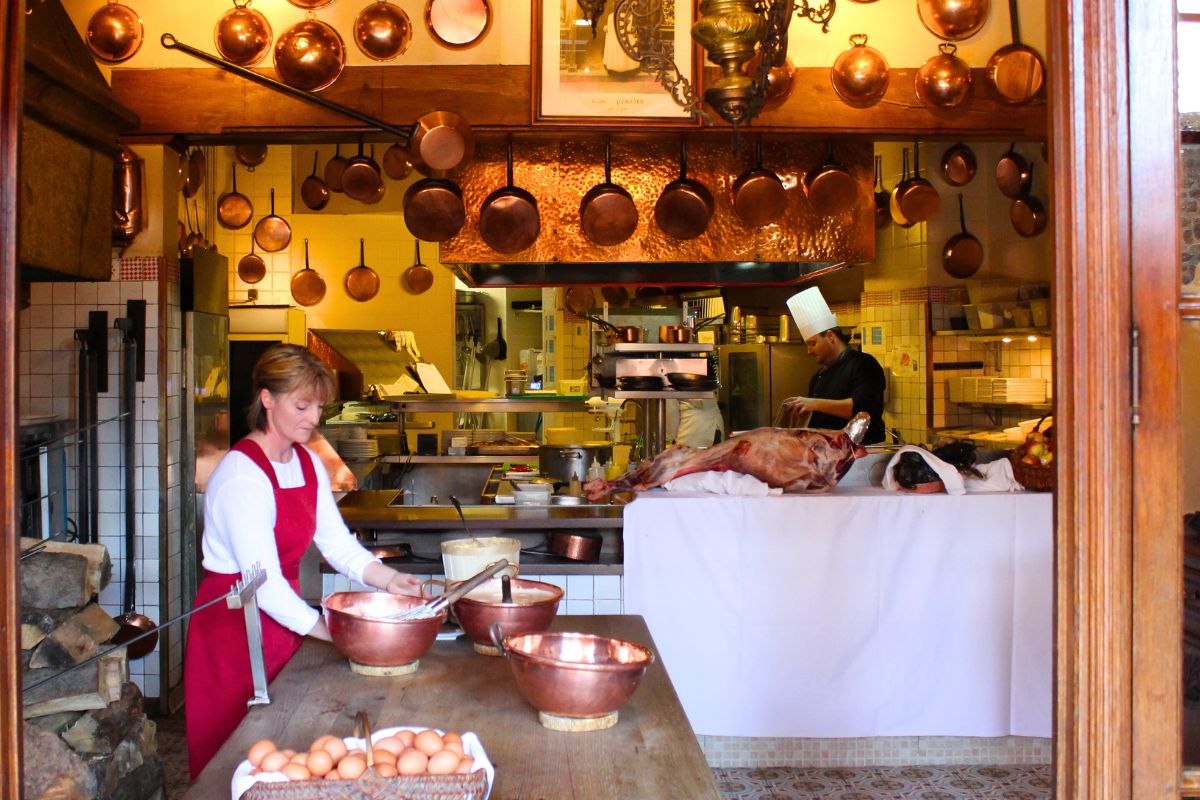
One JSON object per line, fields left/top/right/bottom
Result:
{"left": 281, "top": 749, "right": 296, "bottom": 759}
{"left": 372, "top": 749, "right": 397, "bottom": 766}
{"left": 455, "top": 755, "right": 475, "bottom": 774}
{"left": 441, "top": 732, "right": 462, "bottom": 746}
{"left": 337, "top": 754, "right": 367, "bottom": 780}
{"left": 281, "top": 762, "right": 311, "bottom": 781}
{"left": 395, "top": 730, "right": 415, "bottom": 748}
{"left": 428, "top": 749, "right": 460, "bottom": 775}
{"left": 324, "top": 769, "right": 340, "bottom": 780}
{"left": 309, "top": 735, "right": 334, "bottom": 753}
{"left": 442, "top": 740, "right": 464, "bottom": 757}
{"left": 307, "top": 749, "right": 334, "bottom": 777}
{"left": 323, "top": 738, "right": 349, "bottom": 763}
{"left": 396, "top": 748, "right": 428, "bottom": 775}
{"left": 373, "top": 736, "right": 405, "bottom": 756}
{"left": 375, "top": 763, "right": 399, "bottom": 778}
{"left": 247, "top": 739, "right": 276, "bottom": 767}
{"left": 289, "top": 752, "right": 308, "bottom": 766}
{"left": 413, "top": 729, "right": 443, "bottom": 756}
{"left": 260, "top": 750, "right": 290, "bottom": 773}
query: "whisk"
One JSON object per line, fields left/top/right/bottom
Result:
{"left": 385, "top": 559, "right": 514, "bottom": 620}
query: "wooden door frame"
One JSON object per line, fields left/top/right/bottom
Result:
{"left": 0, "top": 0, "right": 1185, "bottom": 796}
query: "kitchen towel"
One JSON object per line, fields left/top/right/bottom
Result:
{"left": 881, "top": 445, "right": 967, "bottom": 495}
{"left": 663, "top": 470, "right": 783, "bottom": 496}
{"left": 964, "top": 457, "right": 1026, "bottom": 492}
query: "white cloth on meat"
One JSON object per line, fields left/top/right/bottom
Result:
{"left": 663, "top": 470, "right": 782, "bottom": 496}
{"left": 881, "top": 445, "right": 967, "bottom": 495}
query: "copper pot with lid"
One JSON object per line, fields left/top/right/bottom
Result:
{"left": 830, "top": 34, "right": 890, "bottom": 108}
{"left": 214, "top": 0, "right": 272, "bottom": 66}
{"left": 915, "top": 43, "right": 973, "bottom": 110}
{"left": 580, "top": 138, "right": 638, "bottom": 247}
{"left": 273, "top": 18, "right": 345, "bottom": 92}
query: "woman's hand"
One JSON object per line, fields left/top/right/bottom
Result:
{"left": 385, "top": 571, "right": 422, "bottom": 597}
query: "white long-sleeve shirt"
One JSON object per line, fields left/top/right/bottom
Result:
{"left": 202, "top": 446, "right": 380, "bottom": 635}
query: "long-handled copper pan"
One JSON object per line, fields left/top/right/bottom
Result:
{"left": 401, "top": 240, "right": 434, "bottom": 294}
{"left": 1009, "top": 164, "right": 1048, "bottom": 237}
{"left": 291, "top": 239, "right": 327, "bottom": 306}
{"left": 254, "top": 188, "right": 291, "bottom": 252}
{"left": 985, "top": 0, "right": 1044, "bottom": 105}
{"left": 654, "top": 137, "right": 713, "bottom": 240}
{"left": 872, "top": 155, "right": 890, "bottom": 229}
{"left": 404, "top": 172, "right": 465, "bottom": 242}
{"left": 301, "top": 151, "right": 330, "bottom": 210}
{"left": 345, "top": 238, "right": 381, "bottom": 302}
{"left": 324, "top": 143, "right": 347, "bottom": 192}
{"left": 889, "top": 149, "right": 917, "bottom": 229}
{"left": 217, "top": 163, "right": 253, "bottom": 229}
{"left": 942, "top": 194, "right": 983, "bottom": 278}
{"left": 897, "top": 141, "right": 940, "bottom": 223}
{"left": 342, "top": 140, "right": 386, "bottom": 204}
{"left": 996, "top": 143, "right": 1032, "bottom": 198}
{"left": 237, "top": 239, "right": 266, "bottom": 284}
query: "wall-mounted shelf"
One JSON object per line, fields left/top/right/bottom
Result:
{"left": 934, "top": 328, "right": 1052, "bottom": 339}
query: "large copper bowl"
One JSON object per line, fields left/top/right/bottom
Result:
{"left": 323, "top": 592, "right": 445, "bottom": 667}
{"left": 498, "top": 631, "right": 654, "bottom": 718}
{"left": 453, "top": 578, "right": 563, "bottom": 654}
{"left": 273, "top": 19, "right": 345, "bottom": 92}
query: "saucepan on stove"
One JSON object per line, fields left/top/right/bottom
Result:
{"left": 522, "top": 531, "right": 604, "bottom": 562}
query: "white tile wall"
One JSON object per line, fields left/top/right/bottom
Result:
{"left": 320, "top": 571, "right": 625, "bottom": 614}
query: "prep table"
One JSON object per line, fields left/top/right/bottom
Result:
{"left": 184, "top": 614, "right": 720, "bottom": 800}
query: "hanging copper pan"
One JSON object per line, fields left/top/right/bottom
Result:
{"left": 830, "top": 34, "right": 890, "bottom": 108}
{"left": 342, "top": 139, "right": 384, "bottom": 204}
{"left": 354, "top": 0, "right": 413, "bottom": 61}
{"left": 181, "top": 148, "right": 202, "bottom": 199}
{"left": 214, "top": 0, "right": 272, "bottom": 66}
{"left": 872, "top": 155, "right": 890, "bottom": 229}
{"left": 804, "top": 141, "right": 858, "bottom": 216}
{"left": 383, "top": 142, "right": 413, "bottom": 180}
{"left": 732, "top": 138, "right": 786, "bottom": 227}
{"left": 564, "top": 287, "right": 596, "bottom": 317}
{"left": 192, "top": 199, "right": 210, "bottom": 250}
{"left": 986, "top": 0, "right": 1045, "bottom": 105}
{"left": 113, "top": 144, "right": 145, "bottom": 250}
{"left": 479, "top": 136, "right": 541, "bottom": 254}
{"left": 654, "top": 137, "right": 714, "bottom": 241}
{"left": 291, "top": 239, "right": 327, "bottom": 306}
{"left": 940, "top": 142, "right": 977, "bottom": 186}
{"left": 238, "top": 239, "right": 266, "bottom": 284}
{"left": 86, "top": 1, "right": 145, "bottom": 64}
{"left": 942, "top": 194, "right": 984, "bottom": 279}
{"left": 890, "top": 149, "right": 917, "bottom": 229}
{"left": 401, "top": 241, "right": 434, "bottom": 294}
{"left": 254, "top": 188, "right": 292, "bottom": 252}
{"left": 897, "top": 142, "right": 941, "bottom": 223}
{"left": 601, "top": 286, "right": 629, "bottom": 306}
{"left": 345, "top": 239, "right": 381, "bottom": 302}
{"left": 235, "top": 143, "right": 268, "bottom": 170}
{"left": 915, "top": 43, "right": 973, "bottom": 110}
{"left": 1010, "top": 164, "right": 1048, "bottom": 237}
{"left": 273, "top": 18, "right": 345, "bottom": 92}
{"left": 580, "top": 138, "right": 638, "bottom": 247}
{"left": 916, "top": 0, "right": 990, "bottom": 41}
{"left": 217, "top": 164, "right": 253, "bottom": 229}
{"left": 324, "top": 143, "right": 347, "bottom": 192}
{"left": 404, "top": 173, "right": 466, "bottom": 242}
{"left": 996, "top": 143, "right": 1032, "bottom": 198}
{"left": 301, "top": 151, "right": 330, "bottom": 211}
{"left": 286, "top": 0, "right": 334, "bottom": 9}
{"left": 409, "top": 111, "right": 475, "bottom": 175}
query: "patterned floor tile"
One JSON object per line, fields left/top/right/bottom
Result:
{"left": 715, "top": 766, "right": 1051, "bottom": 800}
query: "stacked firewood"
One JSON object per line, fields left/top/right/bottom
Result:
{"left": 19, "top": 538, "right": 163, "bottom": 800}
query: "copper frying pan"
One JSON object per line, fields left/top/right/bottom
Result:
{"left": 301, "top": 151, "right": 330, "bottom": 210}
{"left": 942, "top": 194, "right": 984, "bottom": 278}
{"left": 1010, "top": 164, "right": 1048, "bottom": 237}
{"left": 409, "top": 110, "right": 475, "bottom": 175}
{"left": 940, "top": 142, "right": 977, "bottom": 187}
{"left": 324, "top": 143, "right": 348, "bottom": 192}
{"left": 985, "top": 0, "right": 1045, "bottom": 105}
{"left": 291, "top": 239, "right": 327, "bottom": 306}
{"left": 401, "top": 240, "right": 434, "bottom": 294}
{"left": 345, "top": 238, "right": 380, "bottom": 302}
{"left": 479, "top": 136, "right": 541, "bottom": 254}
{"left": 254, "top": 188, "right": 292, "bottom": 252}
{"left": 889, "top": 149, "right": 917, "bottom": 228}
{"left": 564, "top": 287, "right": 595, "bottom": 317}
{"left": 897, "top": 142, "right": 941, "bottom": 223}
{"left": 579, "top": 138, "right": 638, "bottom": 247}
{"left": 342, "top": 139, "right": 385, "bottom": 204}
{"left": 996, "top": 143, "right": 1032, "bottom": 198}
{"left": 238, "top": 239, "right": 266, "bottom": 284}
{"left": 383, "top": 142, "right": 413, "bottom": 180}
{"left": 803, "top": 141, "right": 858, "bottom": 216}
{"left": 654, "top": 137, "right": 714, "bottom": 240}
{"left": 217, "top": 164, "right": 253, "bottom": 229}
{"left": 235, "top": 143, "right": 268, "bottom": 169}
{"left": 601, "top": 286, "right": 629, "bottom": 306}
{"left": 732, "top": 138, "right": 786, "bottom": 227}
{"left": 872, "top": 155, "right": 890, "bottom": 229}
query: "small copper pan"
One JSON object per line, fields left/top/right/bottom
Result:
{"left": 564, "top": 287, "right": 595, "bottom": 317}
{"left": 889, "top": 149, "right": 917, "bottom": 229}
{"left": 940, "top": 142, "right": 977, "bottom": 187}
{"left": 342, "top": 139, "right": 385, "bottom": 204}
{"left": 345, "top": 238, "right": 380, "bottom": 302}
{"left": 547, "top": 531, "right": 602, "bottom": 562}
{"left": 580, "top": 138, "right": 638, "bottom": 247}
{"left": 479, "top": 136, "right": 541, "bottom": 254}
{"left": 217, "top": 164, "right": 253, "bottom": 229}
{"left": 401, "top": 241, "right": 434, "bottom": 294}
{"left": 382, "top": 141, "right": 413, "bottom": 180}
{"left": 732, "top": 138, "right": 786, "bottom": 227}
{"left": 942, "top": 194, "right": 984, "bottom": 279}
{"left": 291, "top": 239, "right": 327, "bottom": 306}
{"left": 1009, "top": 165, "right": 1048, "bottom": 237}
{"left": 996, "top": 143, "right": 1032, "bottom": 198}
{"left": 301, "top": 151, "right": 330, "bottom": 211}
{"left": 654, "top": 137, "right": 714, "bottom": 241}
{"left": 324, "top": 143, "right": 348, "bottom": 192}
{"left": 985, "top": 0, "right": 1044, "bottom": 105}
{"left": 409, "top": 110, "right": 474, "bottom": 175}
{"left": 235, "top": 143, "right": 268, "bottom": 170}
{"left": 253, "top": 188, "right": 291, "bottom": 252}
{"left": 804, "top": 141, "right": 858, "bottom": 215}
{"left": 897, "top": 142, "right": 941, "bottom": 222}
{"left": 237, "top": 239, "right": 266, "bottom": 284}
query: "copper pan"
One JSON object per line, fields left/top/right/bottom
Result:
{"left": 273, "top": 18, "right": 345, "bottom": 92}
{"left": 601, "top": 286, "right": 629, "bottom": 306}
{"left": 897, "top": 142, "right": 940, "bottom": 223}
{"left": 916, "top": 0, "right": 990, "bottom": 41}
{"left": 287, "top": 0, "right": 335, "bottom": 7}
{"left": 253, "top": 188, "right": 291, "bottom": 252}
{"left": 940, "top": 142, "right": 977, "bottom": 187}
{"left": 479, "top": 136, "right": 541, "bottom": 254}
{"left": 354, "top": 0, "right": 413, "bottom": 61}
{"left": 237, "top": 239, "right": 266, "bottom": 284}
{"left": 732, "top": 138, "right": 786, "bottom": 227}
{"left": 580, "top": 138, "right": 638, "bottom": 247}
{"left": 985, "top": 0, "right": 1044, "bottom": 104}
{"left": 872, "top": 155, "right": 890, "bottom": 229}
{"left": 804, "top": 141, "right": 858, "bottom": 216}
{"left": 564, "top": 287, "right": 595, "bottom": 317}
{"left": 401, "top": 241, "right": 434, "bottom": 294}
{"left": 217, "top": 164, "right": 253, "bottom": 229}
{"left": 235, "top": 143, "right": 267, "bottom": 170}
{"left": 830, "top": 34, "right": 890, "bottom": 108}
{"left": 915, "top": 43, "right": 973, "bottom": 110}
{"left": 300, "top": 151, "right": 330, "bottom": 211}
{"left": 426, "top": 0, "right": 493, "bottom": 50}
{"left": 342, "top": 139, "right": 385, "bottom": 204}
{"left": 214, "top": 0, "right": 272, "bottom": 66}
{"left": 654, "top": 137, "right": 713, "bottom": 241}
{"left": 889, "top": 149, "right": 917, "bottom": 228}
{"left": 324, "top": 143, "right": 347, "bottom": 192}
{"left": 181, "top": 147, "right": 202, "bottom": 199}
{"left": 743, "top": 51, "right": 795, "bottom": 112}
{"left": 1009, "top": 164, "right": 1047, "bottom": 237}
{"left": 404, "top": 175, "right": 466, "bottom": 242}
{"left": 995, "top": 142, "right": 1032, "bottom": 198}
{"left": 382, "top": 142, "right": 413, "bottom": 180}
{"left": 345, "top": 239, "right": 380, "bottom": 302}
{"left": 291, "top": 239, "right": 327, "bottom": 307}
{"left": 86, "top": 1, "right": 144, "bottom": 64}
{"left": 942, "top": 194, "right": 984, "bottom": 279}
{"left": 452, "top": 577, "right": 563, "bottom": 653}
{"left": 409, "top": 110, "right": 475, "bottom": 174}
{"left": 658, "top": 325, "right": 691, "bottom": 344}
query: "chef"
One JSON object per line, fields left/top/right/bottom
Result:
{"left": 781, "top": 287, "right": 886, "bottom": 444}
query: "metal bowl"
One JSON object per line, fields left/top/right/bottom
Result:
{"left": 496, "top": 631, "right": 654, "bottom": 718}
{"left": 453, "top": 578, "right": 563, "bottom": 652}
{"left": 322, "top": 591, "right": 445, "bottom": 667}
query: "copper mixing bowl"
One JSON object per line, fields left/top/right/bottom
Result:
{"left": 497, "top": 631, "right": 654, "bottom": 718}
{"left": 323, "top": 592, "right": 445, "bottom": 667}
{"left": 453, "top": 578, "right": 563, "bottom": 653}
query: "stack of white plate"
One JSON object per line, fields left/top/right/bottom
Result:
{"left": 337, "top": 438, "right": 379, "bottom": 460}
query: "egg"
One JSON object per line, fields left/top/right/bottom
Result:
{"left": 337, "top": 754, "right": 367, "bottom": 780}
{"left": 260, "top": 751, "right": 290, "bottom": 773}
{"left": 427, "top": 749, "right": 460, "bottom": 775}
{"left": 309, "top": 735, "right": 334, "bottom": 753}
{"left": 306, "top": 749, "right": 334, "bottom": 777}
{"left": 281, "top": 749, "right": 296, "bottom": 759}
{"left": 247, "top": 739, "right": 276, "bottom": 767}
{"left": 281, "top": 763, "right": 311, "bottom": 781}
{"left": 371, "top": 749, "right": 397, "bottom": 766}
{"left": 395, "top": 748, "right": 429, "bottom": 775}
{"left": 442, "top": 741, "right": 464, "bottom": 757}
{"left": 377, "top": 763, "right": 399, "bottom": 778}
{"left": 413, "top": 729, "right": 444, "bottom": 756}
{"left": 441, "top": 732, "right": 462, "bottom": 746}
{"left": 289, "top": 752, "right": 308, "bottom": 766}
{"left": 455, "top": 755, "right": 475, "bottom": 774}
{"left": 373, "top": 736, "right": 405, "bottom": 756}
{"left": 395, "top": 730, "right": 415, "bottom": 749}
{"left": 323, "top": 738, "right": 349, "bottom": 762}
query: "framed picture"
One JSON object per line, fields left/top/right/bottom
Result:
{"left": 532, "top": 0, "right": 697, "bottom": 124}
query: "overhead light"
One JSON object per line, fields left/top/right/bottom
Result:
{"left": 1027, "top": 335, "right": 1039, "bottom": 342}
{"left": 1001, "top": 337, "right": 1013, "bottom": 344}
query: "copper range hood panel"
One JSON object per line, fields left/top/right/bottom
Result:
{"left": 447, "top": 260, "right": 847, "bottom": 288}
{"left": 437, "top": 137, "right": 874, "bottom": 266}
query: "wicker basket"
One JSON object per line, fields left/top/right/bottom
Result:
{"left": 241, "top": 771, "right": 489, "bottom": 800}
{"left": 1010, "top": 452, "right": 1056, "bottom": 491}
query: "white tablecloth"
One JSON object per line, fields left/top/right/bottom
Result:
{"left": 623, "top": 488, "right": 1053, "bottom": 738}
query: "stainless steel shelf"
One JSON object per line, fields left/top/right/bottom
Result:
{"left": 611, "top": 342, "right": 715, "bottom": 353}
{"left": 933, "top": 328, "right": 1052, "bottom": 338}
{"left": 378, "top": 455, "right": 536, "bottom": 465}
{"left": 382, "top": 397, "right": 589, "bottom": 412}
{"left": 600, "top": 389, "right": 717, "bottom": 400}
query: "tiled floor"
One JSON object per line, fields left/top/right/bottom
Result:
{"left": 714, "top": 765, "right": 1053, "bottom": 800}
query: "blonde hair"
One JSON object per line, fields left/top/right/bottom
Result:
{"left": 246, "top": 344, "right": 336, "bottom": 433}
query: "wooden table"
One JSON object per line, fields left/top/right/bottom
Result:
{"left": 185, "top": 615, "right": 721, "bottom": 800}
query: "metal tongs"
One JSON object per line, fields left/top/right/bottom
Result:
{"left": 386, "top": 559, "right": 515, "bottom": 620}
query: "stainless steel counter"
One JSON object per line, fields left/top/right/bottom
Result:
{"left": 338, "top": 491, "right": 623, "bottom": 530}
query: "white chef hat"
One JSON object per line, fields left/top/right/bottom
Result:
{"left": 787, "top": 287, "right": 838, "bottom": 341}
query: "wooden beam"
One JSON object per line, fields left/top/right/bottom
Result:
{"left": 109, "top": 64, "right": 1046, "bottom": 141}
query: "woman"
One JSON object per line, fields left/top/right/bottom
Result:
{"left": 184, "top": 344, "right": 420, "bottom": 779}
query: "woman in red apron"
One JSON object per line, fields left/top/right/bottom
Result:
{"left": 184, "top": 345, "right": 419, "bottom": 779}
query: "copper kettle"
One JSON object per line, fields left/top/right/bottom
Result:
{"left": 915, "top": 43, "right": 973, "bottom": 110}
{"left": 830, "top": 34, "right": 890, "bottom": 108}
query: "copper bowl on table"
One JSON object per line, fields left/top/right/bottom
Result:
{"left": 322, "top": 591, "right": 445, "bottom": 668}
{"left": 492, "top": 629, "right": 654, "bottom": 726}
{"left": 453, "top": 578, "right": 563, "bottom": 655}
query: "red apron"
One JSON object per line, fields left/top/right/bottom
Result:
{"left": 185, "top": 438, "right": 318, "bottom": 780}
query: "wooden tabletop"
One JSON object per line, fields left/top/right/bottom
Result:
{"left": 185, "top": 615, "right": 722, "bottom": 800}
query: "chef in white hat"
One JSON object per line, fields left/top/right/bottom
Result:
{"left": 781, "top": 286, "right": 886, "bottom": 443}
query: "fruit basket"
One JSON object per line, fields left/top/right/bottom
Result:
{"left": 1009, "top": 453, "right": 1055, "bottom": 491}
{"left": 1010, "top": 416, "right": 1055, "bottom": 491}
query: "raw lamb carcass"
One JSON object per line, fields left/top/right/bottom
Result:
{"left": 585, "top": 413, "right": 872, "bottom": 500}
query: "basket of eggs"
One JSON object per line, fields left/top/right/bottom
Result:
{"left": 1009, "top": 417, "right": 1055, "bottom": 492}
{"left": 234, "top": 713, "right": 493, "bottom": 800}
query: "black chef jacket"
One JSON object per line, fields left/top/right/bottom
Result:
{"left": 806, "top": 347, "right": 886, "bottom": 444}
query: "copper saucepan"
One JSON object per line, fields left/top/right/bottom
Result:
{"left": 235, "top": 143, "right": 268, "bottom": 170}
{"left": 897, "top": 142, "right": 940, "bottom": 223}
{"left": 403, "top": 172, "right": 466, "bottom": 242}
{"left": 658, "top": 325, "right": 691, "bottom": 344}
{"left": 804, "top": 141, "right": 858, "bottom": 215}
{"left": 654, "top": 137, "right": 714, "bottom": 241}
{"left": 345, "top": 238, "right": 380, "bottom": 302}
{"left": 301, "top": 151, "right": 330, "bottom": 211}
{"left": 342, "top": 139, "right": 385, "bottom": 204}
{"left": 383, "top": 141, "right": 413, "bottom": 180}
{"left": 1009, "top": 164, "right": 1048, "bottom": 238}
{"left": 254, "top": 188, "right": 291, "bottom": 252}
{"left": 324, "top": 143, "right": 348, "bottom": 192}
{"left": 942, "top": 194, "right": 984, "bottom": 278}
{"left": 601, "top": 286, "right": 630, "bottom": 306}
{"left": 291, "top": 238, "right": 327, "bottom": 306}
{"left": 479, "top": 136, "right": 541, "bottom": 254}
{"left": 217, "top": 163, "right": 253, "bottom": 229}
{"left": 940, "top": 142, "right": 977, "bottom": 187}
{"left": 996, "top": 143, "right": 1032, "bottom": 198}
{"left": 214, "top": 0, "right": 272, "bottom": 66}
{"left": 732, "top": 138, "right": 786, "bottom": 227}
{"left": 564, "top": 287, "right": 596, "bottom": 317}
{"left": 580, "top": 138, "right": 638, "bottom": 247}
{"left": 872, "top": 154, "right": 890, "bottom": 229}
{"left": 889, "top": 149, "right": 917, "bottom": 229}
{"left": 237, "top": 239, "right": 266, "bottom": 284}
{"left": 409, "top": 110, "right": 475, "bottom": 175}
{"left": 582, "top": 313, "right": 640, "bottom": 344}
{"left": 273, "top": 18, "right": 345, "bottom": 92}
